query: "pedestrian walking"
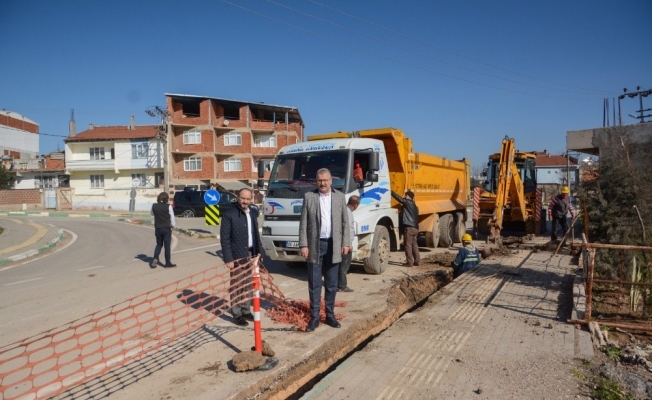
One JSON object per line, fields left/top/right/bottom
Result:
{"left": 391, "top": 190, "right": 420, "bottom": 267}
{"left": 299, "top": 168, "right": 350, "bottom": 332}
{"left": 547, "top": 186, "right": 575, "bottom": 245}
{"left": 338, "top": 195, "right": 359, "bottom": 293}
{"left": 150, "top": 192, "right": 176, "bottom": 268}
{"left": 451, "top": 233, "right": 481, "bottom": 277}
{"left": 220, "top": 188, "right": 263, "bottom": 327}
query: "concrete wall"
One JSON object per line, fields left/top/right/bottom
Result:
{"left": 0, "top": 126, "right": 39, "bottom": 157}
{"left": 567, "top": 122, "right": 652, "bottom": 155}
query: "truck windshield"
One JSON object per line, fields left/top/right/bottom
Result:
{"left": 269, "top": 151, "right": 349, "bottom": 191}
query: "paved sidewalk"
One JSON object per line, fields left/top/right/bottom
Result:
{"left": 0, "top": 216, "right": 64, "bottom": 265}
{"left": 301, "top": 250, "right": 592, "bottom": 399}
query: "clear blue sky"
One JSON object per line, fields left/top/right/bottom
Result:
{"left": 1, "top": 0, "right": 650, "bottom": 168}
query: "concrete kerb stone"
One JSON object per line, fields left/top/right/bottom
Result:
{"left": 0, "top": 210, "right": 151, "bottom": 218}
{"left": 0, "top": 229, "right": 64, "bottom": 266}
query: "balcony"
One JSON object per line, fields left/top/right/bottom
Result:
{"left": 66, "top": 159, "right": 115, "bottom": 172}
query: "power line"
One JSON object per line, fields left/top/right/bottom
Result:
{"left": 307, "top": 0, "right": 614, "bottom": 96}
{"left": 265, "top": 0, "right": 602, "bottom": 96}
{"left": 220, "top": 0, "right": 597, "bottom": 100}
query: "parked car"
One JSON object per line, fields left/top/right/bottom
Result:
{"left": 172, "top": 189, "right": 258, "bottom": 217}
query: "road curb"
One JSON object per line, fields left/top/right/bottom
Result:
{"left": 0, "top": 229, "right": 64, "bottom": 266}
{"left": 0, "top": 211, "right": 151, "bottom": 218}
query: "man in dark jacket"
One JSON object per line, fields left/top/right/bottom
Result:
{"left": 150, "top": 192, "right": 176, "bottom": 268}
{"left": 220, "top": 188, "right": 263, "bottom": 327}
{"left": 391, "top": 190, "right": 420, "bottom": 267}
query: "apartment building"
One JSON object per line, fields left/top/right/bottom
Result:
{"left": 1, "top": 110, "right": 40, "bottom": 185}
{"left": 64, "top": 120, "right": 164, "bottom": 211}
{"left": 165, "top": 94, "right": 304, "bottom": 193}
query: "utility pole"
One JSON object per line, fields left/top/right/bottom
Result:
{"left": 145, "top": 106, "right": 171, "bottom": 192}
{"left": 619, "top": 86, "right": 652, "bottom": 123}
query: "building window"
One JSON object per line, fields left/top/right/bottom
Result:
{"left": 34, "top": 176, "right": 55, "bottom": 189}
{"left": 131, "top": 142, "right": 149, "bottom": 159}
{"left": 184, "top": 157, "right": 202, "bottom": 171}
{"left": 90, "top": 175, "right": 104, "bottom": 188}
{"left": 183, "top": 130, "right": 202, "bottom": 144}
{"left": 254, "top": 135, "right": 276, "bottom": 148}
{"left": 90, "top": 147, "right": 105, "bottom": 160}
{"left": 224, "top": 158, "right": 242, "bottom": 172}
{"left": 224, "top": 132, "right": 241, "bottom": 146}
{"left": 132, "top": 173, "right": 147, "bottom": 187}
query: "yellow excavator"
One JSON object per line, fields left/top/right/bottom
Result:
{"left": 473, "top": 136, "right": 541, "bottom": 240}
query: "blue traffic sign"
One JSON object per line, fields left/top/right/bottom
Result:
{"left": 204, "top": 189, "right": 221, "bottom": 205}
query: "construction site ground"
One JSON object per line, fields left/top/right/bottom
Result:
{"left": 46, "top": 230, "right": 593, "bottom": 400}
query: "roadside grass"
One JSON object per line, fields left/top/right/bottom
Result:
{"left": 601, "top": 346, "right": 623, "bottom": 361}
{"left": 592, "top": 378, "right": 634, "bottom": 400}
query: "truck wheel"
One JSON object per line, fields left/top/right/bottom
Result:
{"left": 439, "top": 214, "right": 454, "bottom": 248}
{"left": 363, "top": 225, "right": 389, "bottom": 274}
{"left": 425, "top": 214, "right": 440, "bottom": 248}
{"left": 453, "top": 212, "right": 466, "bottom": 243}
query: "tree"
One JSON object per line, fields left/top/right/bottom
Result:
{"left": 0, "top": 165, "right": 14, "bottom": 190}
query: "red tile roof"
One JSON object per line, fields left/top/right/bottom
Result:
{"left": 65, "top": 125, "right": 159, "bottom": 142}
{"left": 535, "top": 153, "right": 578, "bottom": 167}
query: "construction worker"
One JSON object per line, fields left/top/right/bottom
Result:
{"left": 547, "top": 186, "right": 575, "bottom": 243}
{"left": 451, "top": 233, "right": 481, "bottom": 277}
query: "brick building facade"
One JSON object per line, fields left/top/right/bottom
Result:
{"left": 165, "top": 94, "right": 303, "bottom": 193}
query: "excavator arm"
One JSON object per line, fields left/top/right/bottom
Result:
{"left": 489, "top": 137, "right": 527, "bottom": 239}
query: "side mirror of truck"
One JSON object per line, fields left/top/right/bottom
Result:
{"left": 365, "top": 172, "right": 378, "bottom": 182}
{"left": 368, "top": 152, "right": 380, "bottom": 171}
{"left": 481, "top": 168, "right": 488, "bottom": 177}
{"left": 257, "top": 179, "right": 265, "bottom": 189}
{"left": 257, "top": 160, "right": 265, "bottom": 178}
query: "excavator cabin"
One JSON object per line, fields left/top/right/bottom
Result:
{"left": 475, "top": 137, "right": 541, "bottom": 239}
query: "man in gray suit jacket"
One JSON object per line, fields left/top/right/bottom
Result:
{"left": 299, "top": 168, "right": 351, "bottom": 332}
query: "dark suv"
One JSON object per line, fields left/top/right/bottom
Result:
{"left": 172, "top": 189, "right": 238, "bottom": 218}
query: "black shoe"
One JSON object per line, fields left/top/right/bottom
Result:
{"left": 242, "top": 313, "right": 255, "bottom": 321}
{"left": 305, "top": 318, "right": 319, "bottom": 332}
{"left": 338, "top": 286, "right": 354, "bottom": 293}
{"left": 325, "top": 316, "right": 341, "bottom": 328}
{"left": 164, "top": 263, "right": 177, "bottom": 268}
{"left": 233, "top": 316, "right": 249, "bottom": 327}
{"left": 150, "top": 258, "right": 158, "bottom": 269}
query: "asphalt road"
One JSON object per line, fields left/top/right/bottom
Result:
{"left": 0, "top": 218, "right": 224, "bottom": 347}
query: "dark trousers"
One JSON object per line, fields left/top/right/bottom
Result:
{"left": 308, "top": 238, "right": 338, "bottom": 320}
{"left": 551, "top": 216, "right": 569, "bottom": 241}
{"left": 230, "top": 250, "right": 253, "bottom": 317}
{"left": 153, "top": 227, "right": 172, "bottom": 264}
{"left": 338, "top": 252, "right": 352, "bottom": 289}
{"left": 404, "top": 227, "right": 420, "bottom": 266}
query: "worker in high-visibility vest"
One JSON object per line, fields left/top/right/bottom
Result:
{"left": 451, "top": 233, "right": 481, "bottom": 278}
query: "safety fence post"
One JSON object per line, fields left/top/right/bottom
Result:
{"left": 252, "top": 256, "right": 263, "bottom": 353}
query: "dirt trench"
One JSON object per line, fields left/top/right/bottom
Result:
{"left": 235, "top": 266, "right": 453, "bottom": 400}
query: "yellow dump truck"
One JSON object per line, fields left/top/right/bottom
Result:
{"left": 259, "top": 127, "right": 471, "bottom": 274}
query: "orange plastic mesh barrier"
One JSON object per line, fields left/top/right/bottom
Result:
{"left": 0, "top": 257, "right": 291, "bottom": 400}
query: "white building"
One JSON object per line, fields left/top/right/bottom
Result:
{"left": 0, "top": 110, "right": 39, "bottom": 160}
{"left": 64, "top": 122, "right": 164, "bottom": 211}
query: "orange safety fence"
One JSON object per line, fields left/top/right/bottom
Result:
{"left": 0, "top": 257, "right": 291, "bottom": 400}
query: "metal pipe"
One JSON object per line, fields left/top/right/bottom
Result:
{"left": 593, "top": 278, "right": 652, "bottom": 287}
{"left": 585, "top": 249, "right": 595, "bottom": 322}
{"left": 580, "top": 243, "right": 652, "bottom": 251}
{"left": 567, "top": 319, "right": 652, "bottom": 332}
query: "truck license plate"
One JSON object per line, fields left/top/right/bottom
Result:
{"left": 285, "top": 241, "right": 300, "bottom": 248}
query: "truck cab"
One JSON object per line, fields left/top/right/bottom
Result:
{"left": 259, "top": 137, "right": 398, "bottom": 274}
